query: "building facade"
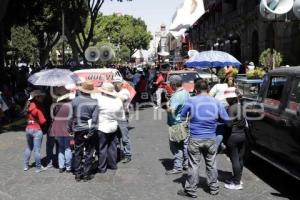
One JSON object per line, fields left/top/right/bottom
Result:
{"left": 188, "top": 0, "right": 300, "bottom": 66}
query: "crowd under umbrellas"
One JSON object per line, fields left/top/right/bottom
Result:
{"left": 24, "top": 68, "right": 134, "bottom": 180}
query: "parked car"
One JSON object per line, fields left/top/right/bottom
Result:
{"left": 165, "top": 70, "right": 201, "bottom": 95}
{"left": 246, "top": 66, "right": 300, "bottom": 180}
{"left": 236, "top": 76, "right": 263, "bottom": 101}
{"left": 195, "top": 68, "right": 219, "bottom": 84}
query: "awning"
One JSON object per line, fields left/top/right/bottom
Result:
{"left": 169, "top": 0, "right": 205, "bottom": 32}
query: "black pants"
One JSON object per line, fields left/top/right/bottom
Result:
{"left": 227, "top": 133, "right": 246, "bottom": 184}
{"left": 98, "top": 131, "right": 118, "bottom": 172}
{"left": 73, "top": 131, "right": 96, "bottom": 176}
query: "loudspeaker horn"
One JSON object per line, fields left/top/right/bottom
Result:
{"left": 99, "top": 46, "right": 115, "bottom": 62}
{"left": 293, "top": 0, "right": 300, "bottom": 19}
{"left": 260, "top": 0, "right": 294, "bottom": 19}
{"left": 84, "top": 47, "right": 100, "bottom": 62}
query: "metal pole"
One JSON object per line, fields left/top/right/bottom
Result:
{"left": 62, "top": 10, "right": 65, "bottom": 67}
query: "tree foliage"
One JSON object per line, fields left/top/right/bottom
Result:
{"left": 91, "top": 14, "right": 152, "bottom": 57}
{"left": 1, "top": 0, "right": 135, "bottom": 66}
{"left": 259, "top": 48, "right": 283, "bottom": 71}
{"left": 10, "top": 25, "right": 39, "bottom": 63}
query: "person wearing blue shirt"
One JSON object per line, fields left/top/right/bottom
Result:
{"left": 177, "top": 79, "right": 229, "bottom": 198}
{"left": 165, "top": 75, "right": 190, "bottom": 175}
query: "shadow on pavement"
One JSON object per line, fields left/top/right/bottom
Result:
{"left": 217, "top": 170, "right": 232, "bottom": 183}
{"left": 159, "top": 158, "right": 174, "bottom": 171}
{"left": 246, "top": 157, "right": 299, "bottom": 199}
{"left": 0, "top": 118, "right": 26, "bottom": 134}
{"left": 173, "top": 174, "right": 210, "bottom": 194}
{"left": 128, "top": 126, "right": 135, "bottom": 131}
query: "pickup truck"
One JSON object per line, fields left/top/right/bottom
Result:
{"left": 246, "top": 66, "right": 300, "bottom": 180}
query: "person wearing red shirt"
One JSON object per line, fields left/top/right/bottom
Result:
{"left": 154, "top": 71, "right": 165, "bottom": 109}
{"left": 23, "top": 90, "right": 47, "bottom": 173}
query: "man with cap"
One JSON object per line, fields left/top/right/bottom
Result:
{"left": 95, "top": 82, "right": 124, "bottom": 173}
{"left": 177, "top": 79, "right": 229, "bottom": 198}
{"left": 68, "top": 81, "right": 99, "bottom": 181}
{"left": 112, "top": 76, "right": 132, "bottom": 164}
{"left": 165, "top": 75, "right": 190, "bottom": 175}
{"left": 247, "top": 62, "right": 255, "bottom": 72}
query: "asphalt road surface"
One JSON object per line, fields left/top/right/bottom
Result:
{"left": 0, "top": 107, "right": 299, "bottom": 200}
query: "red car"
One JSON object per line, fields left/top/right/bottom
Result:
{"left": 165, "top": 70, "right": 201, "bottom": 95}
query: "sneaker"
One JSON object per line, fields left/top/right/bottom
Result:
{"left": 225, "top": 179, "right": 243, "bottom": 185}
{"left": 122, "top": 157, "right": 132, "bottom": 164}
{"left": 98, "top": 169, "right": 107, "bottom": 174}
{"left": 82, "top": 175, "right": 94, "bottom": 182}
{"left": 75, "top": 175, "right": 82, "bottom": 182}
{"left": 46, "top": 164, "right": 53, "bottom": 168}
{"left": 224, "top": 183, "right": 243, "bottom": 190}
{"left": 59, "top": 168, "right": 65, "bottom": 173}
{"left": 177, "top": 189, "right": 197, "bottom": 198}
{"left": 209, "top": 190, "right": 219, "bottom": 195}
{"left": 154, "top": 106, "right": 159, "bottom": 110}
{"left": 165, "top": 169, "right": 183, "bottom": 175}
{"left": 23, "top": 166, "right": 29, "bottom": 171}
{"left": 35, "top": 166, "right": 47, "bottom": 173}
{"left": 66, "top": 168, "right": 72, "bottom": 173}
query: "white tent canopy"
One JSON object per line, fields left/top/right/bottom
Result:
{"left": 131, "top": 49, "right": 150, "bottom": 61}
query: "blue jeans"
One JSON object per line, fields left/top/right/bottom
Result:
{"left": 169, "top": 136, "right": 189, "bottom": 171}
{"left": 57, "top": 137, "right": 72, "bottom": 170}
{"left": 216, "top": 123, "right": 226, "bottom": 149}
{"left": 24, "top": 128, "right": 43, "bottom": 169}
{"left": 118, "top": 120, "right": 132, "bottom": 158}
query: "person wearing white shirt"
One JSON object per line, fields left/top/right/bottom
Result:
{"left": 209, "top": 76, "right": 236, "bottom": 153}
{"left": 94, "top": 82, "right": 124, "bottom": 173}
{"left": 112, "top": 77, "right": 132, "bottom": 164}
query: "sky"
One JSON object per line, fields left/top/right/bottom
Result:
{"left": 101, "top": 0, "right": 183, "bottom": 34}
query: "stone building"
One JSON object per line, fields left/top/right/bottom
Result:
{"left": 188, "top": 0, "right": 300, "bottom": 66}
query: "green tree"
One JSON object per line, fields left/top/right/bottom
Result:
{"left": 10, "top": 25, "right": 39, "bottom": 64}
{"left": 259, "top": 48, "right": 283, "bottom": 71}
{"left": 92, "top": 14, "right": 152, "bottom": 57}
{"left": 1, "top": 0, "right": 133, "bottom": 67}
{"left": 63, "top": 0, "right": 134, "bottom": 63}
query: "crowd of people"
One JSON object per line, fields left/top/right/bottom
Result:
{"left": 1, "top": 62, "right": 248, "bottom": 195}
{"left": 23, "top": 76, "right": 133, "bottom": 182}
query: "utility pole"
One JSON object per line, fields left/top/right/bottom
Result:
{"left": 62, "top": 10, "right": 65, "bottom": 67}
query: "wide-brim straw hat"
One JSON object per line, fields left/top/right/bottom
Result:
{"left": 28, "top": 90, "right": 46, "bottom": 101}
{"left": 98, "top": 82, "right": 117, "bottom": 97}
{"left": 112, "top": 76, "right": 124, "bottom": 83}
{"left": 78, "top": 81, "right": 97, "bottom": 94}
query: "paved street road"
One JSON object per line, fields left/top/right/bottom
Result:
{"left": 0, "top": 108, "right": 299, "bottom": 200}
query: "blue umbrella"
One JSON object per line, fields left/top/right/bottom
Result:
{"left": 28, "top": 68, "right": 81, "bottom": 87}
{"left": 185, "top": 50, "right": 241, "bottom": 68}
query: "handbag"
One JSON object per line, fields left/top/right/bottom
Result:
{"left": 168, "top": 121, "right": 188, "bottom": 143}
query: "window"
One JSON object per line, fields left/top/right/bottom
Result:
{"left": 264, "top": 76, "right": 287, "bottom": 108}
{"left": 287, "top": 79, "right": 300, "bottom": 111}
{"left": 169, "top": 73, "right": 199, "bottom": 83}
